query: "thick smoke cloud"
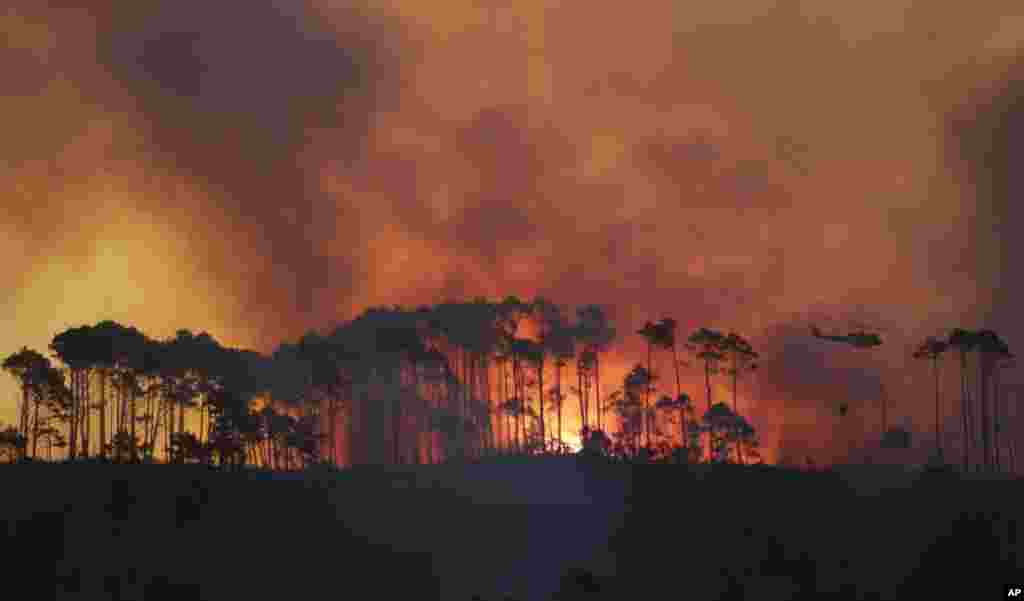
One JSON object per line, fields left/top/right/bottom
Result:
{"left": 1, "top": 2, "right": 409, "bottom": 354}
{"left": 950, "top": 56, "right": 1024, "bottom": 336}
{"left": 92, "top": 1, "right": 404, "bottom": 334}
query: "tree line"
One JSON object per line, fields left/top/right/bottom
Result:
{"left": 911, "top": 329, "right": 1016, "bottom": 472}
{"left": 0, "top": 298, "right": 1016, "bottom": 473}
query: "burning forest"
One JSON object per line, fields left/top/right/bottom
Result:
{"left": 1, "top": 302, "right": 1019, "bottom": 476}
{"left": 4, "top": 2, "right": 1024, "bottom": 599}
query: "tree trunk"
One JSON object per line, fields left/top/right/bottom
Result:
{"left": 732, "top": 357, "right": 739, "bottom": 415}
{"left": 329, "top": 397, "right": 338, "bottom": 466}
{"left": 980, "top": 357, "right": 990, "bottom": 471}
{"left": 671, "top": 343, "right": 683, "bottom": 447}
{"left": 556, "top": 363, "right": 563, "bottom": 451}
{"left": 142, "top": 388, "right": 151, "bottom": 457}
{"left": 427, "top": 383, "right": 435, "bottom": 465}
{"left": 513, "top": 358, "right": 521, "bottom": 453}
{"left": 934, "top": 358, "right": 941, "bottom": 460}
{"left": 646, "top": 343, "right": 652, "bottom": 448}
{"left": 880, "top": 383, "right": 887, "bottom": 445}
{"left": 514, "top": 359, "right": 520, "bottom": 452}
{"left": 149, "top": 394, "right": 161, "bottom": 460}
{"left": 993, "top": 363, "right": 1002, "bottom": 471}
{"left": 994, "top": 366, "right": 1001, "bottom": 472}
{"left": 478, "top": 355, "right": 486, "bottom": 459}
{"left": 116, "top": 374, "right": 124, "bottom": 441}
{"left": 19, "top": 382, "right": 28, "bottom": 439}
{"left": 99, "top": 370, "right": 107, "bottom": 459}
{"left": 506, "top": 363, "right": 512, "bottom": 452}
{"left": 68, "top": 372, "right": 77, "bottom": 460}
{"left": 473, "top": 355, "right": 481, "bottom": 459}
{"left": 165, "top": 394, "right": 172, "bottom": 462}
{"left": 966, "top": 357, "right": 975, "bottom": 471}
{"left": 504, "top": 359, "right": 512, "bottom": 453}
{"left": 1010, "top": 435, "right": 1017, "bottom": 475}
{"left": 31, "top": 394, "right": 40, "bottom": 459}
{"left": 578, "top": 361, "right": 585, "bottom": 433}
{"left": 497, "top": 361, "right": 504, "bottom": 452}
{"left": 117, "top": 375, "right": 125, "bottom": 460}
{"left": 679, "top": 406, "right": 686, "bottom": 458}
{"left": 538, "top": 357, "right": 545, "bottom": 451}
{"left": 199, "top": 402, "right": 206, "bottom": 448}
{"left": 595, "top": 354, "right": 602, "bottom": 433}
{"left": 586, "top": 362, "right": 593, "bottom": 434}
{"left": 980, "top": 357, "right": 987, "bottom": 471}
{"left": 129, "top": 382, "right": 137, "bottom": 463}
{"left": 732, "top": 355, "right": 743, "bottom": 464}
{"left": 82, "top": 371, "right": 90, "bottom": 458}
{"left": 704, "top": 360, "right": 712, "bottom": 462}
{"left": 960, "top": 354, "right": 968, "bottom": 471}
{"left": 178, "top": 387, "right": 186, "bottom": 464}
{"left": 484, "top": 359, "right": 493, "bottom": 455}
{"left": 462, "top": 349, "right": 469, "bottom": 426}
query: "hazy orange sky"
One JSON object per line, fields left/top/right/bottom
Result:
{"left": 3, "top": 1, "right": 1024, "bottom": 459}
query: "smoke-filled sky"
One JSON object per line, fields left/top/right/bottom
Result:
{"left": 4, "top": 1, "right": 1024, "bottom": 460}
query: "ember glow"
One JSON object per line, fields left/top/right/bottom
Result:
{"left": 3, "top": 2, "right": 1023, "bottom": 466}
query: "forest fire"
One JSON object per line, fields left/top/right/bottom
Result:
{"left": 3, "top": 298, "right": 1018, "bottom": 473}
{"left": 0, "top": 304, "right": 794, "bottom": 467}
{"left": 7, "top": 6, "right": 1024, "bottom": 600}
{"left": 1, "top": 1, "right": 1022, "bottom": 475}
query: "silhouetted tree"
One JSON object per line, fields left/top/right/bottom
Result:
{"left": 913, "top": 336, "right": 949, "bottom": 461}
{"left": 948, "top": 329, "right": 978, "bottom": 471}
{"left": 2, "top": 349, "right": 72, "bottom": 460}
{"left": 574, "top": 348, "right": 596, "bottom": 435}
{"left": 533, "top": 298, "right": 568, "bottom": 450}
{"left": 520, "top": 337, "right": 547, "bottom": 451}
{"left": 993, "top": 354, "right": 1016, "bottom": 471}
{"left": 50, "top": 325, "right": 98, "bottom": 460}
{"left": 655, "top": 392, "right": 695, "bottom": 461}
{"left": 298, "top": 331, "right": 357, "bottom": 466}
{"left": 3, "top": 348, "right": 49, "bottom": 443}
{"left": 720, "top": 332, "right": 758, "bottom": 463}
{"left": 617, "top": 365, "right": 653, "bottom": 457}
{"left": 974, "top": 330, "right": 1013, "bottom": 471}
{"left": 36, "top": 363, "right": 71, "bottom": 460}
{"left": 87, "top": 321, "right": 149, "bottom": 461}
{"left": 575, "top": 305, "right": 615, "bottom": 432}
{"left": 548, "top": 324, "right": 576, "bottom": 451}
{"left": 506, "top": 336, "right": 535, "bottom": 453}
{"left": 91, "top": 320, "right": 118, "bottom": 459}
{"left": 721, "top": 333, "right": 758, "bottom": 415}
{"left": 687, "top": 328, "right": 725, "bottom": 461}
{"left": 702, "top": 402, "right": 734, "bottom": 462}
{"left": 637, "top": 321, "right": 660, "bottom": 448}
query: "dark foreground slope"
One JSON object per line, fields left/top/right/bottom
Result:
{"left": 2, "top": 459, "right": 1022, "bottom": 600}
{"left": 1, "top": 457, "right": 628, "bottom": 601}
{"left": 2, "top": 463, "right": 442, "bottom": 600}
{"left": 614, "top": 463, "right": 1024, "bottom": 601}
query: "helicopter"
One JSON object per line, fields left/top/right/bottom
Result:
{"left": 810, "top": 325, "right": 883, "bottom": 348}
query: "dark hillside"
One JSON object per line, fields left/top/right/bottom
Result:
{"left": 617, "top": 464, "right": 1023, "bottom": 600}
{"left": 2, "top": 460, "right": 1022, "bottom": 600}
